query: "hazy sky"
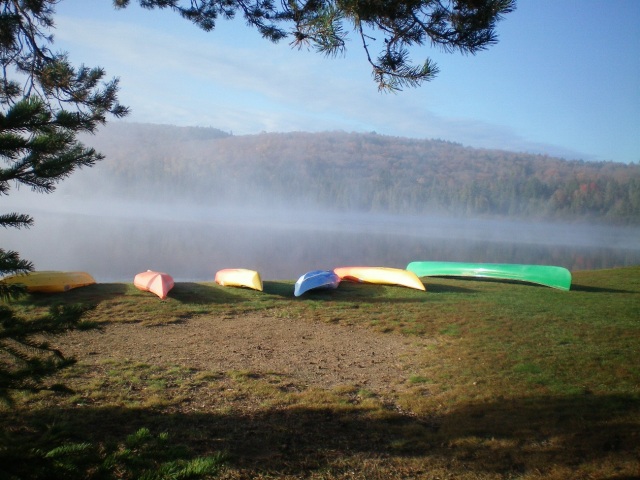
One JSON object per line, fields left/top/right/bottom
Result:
{"left": 53, "top": 0, "right": 639, "bottom": 164}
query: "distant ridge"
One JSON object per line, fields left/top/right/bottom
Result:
{"left": 74, "top": 122, "right": 640, "bottom": 224}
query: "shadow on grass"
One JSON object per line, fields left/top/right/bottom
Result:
{"left": 14, "top": 283, "right": 130, "bottom": 307}
{"left": 569, "top": 283, "right": 636, "bottom": 294}
{"left": 169, "top": 282, "right": 257, "bottom": 304}
{"left": 427, "top": 275, "right": 556, "bottom": 290}
{"left": 425, "top": 276, "right": 639, "bottom": 294}
{"left": 5, "top": 393, "right": 639, "bottom": 478}
{"left": 334, "top": 282, "right": 430, "bottom": 301}
{"left": 19, "top": 282, "right": 262, "bottom": 307}
{"left": 262, "top": 281, "right": 296, "bottom": 297}
{"left": 265, "top": 281, "right": 440, "bottom": 303}
{"left": 169, "top": 281, "right": 297, "bottom": 302}
{"left": 420, "top": 282, "right": 478, "bottom": 294}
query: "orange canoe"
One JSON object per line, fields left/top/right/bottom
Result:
{"left": 134, "top": 270, "right": 174, "bottom": 299}
{"left": 333, "top": 266, "right": 425, "bottom": 291}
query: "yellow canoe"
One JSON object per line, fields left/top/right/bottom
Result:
{"left": 333, "top": 266, "right": 426, "bottom": 291}
{"left": 1, "top": 271, "right": 96, "bottom": 293}
{"left": 215, "top": 268, "right": 263, "bottom": 291}
{"left": 134, "top": 270, "right": 174, "bottom": 299}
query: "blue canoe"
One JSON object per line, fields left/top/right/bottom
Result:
{"left": 294, "top": 270, "right": 341, "bottom": 297}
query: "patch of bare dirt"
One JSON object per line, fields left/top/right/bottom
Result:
{"left": 56, "top": 313, "right": 429, "bottom": 392}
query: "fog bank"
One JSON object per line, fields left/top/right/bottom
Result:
{"left": 3, "top": 193, "right": 639, "bottom": 282}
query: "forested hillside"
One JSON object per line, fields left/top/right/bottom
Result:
{"left": 75, "top": 122, "right": 640, "bottom": 224}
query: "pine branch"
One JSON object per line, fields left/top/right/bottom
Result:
{"left": 117, "top": 0, "right": 514, "bottom": 90}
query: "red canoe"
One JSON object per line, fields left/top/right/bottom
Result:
{"left": 134, "top": 270, "right": 174, "bottom": 299}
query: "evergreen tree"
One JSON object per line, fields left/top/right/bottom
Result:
{"left": 1, "top": 0, "right": 128, "bottom": 293}
{"left": 115, "top": 0, "right": 516, "bottom": 91}
{"left": 0, "top": 1, "right": 125, "bottom": 396}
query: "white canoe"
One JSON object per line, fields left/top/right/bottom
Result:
{"left": 215, "top": 268, "right": 263, "bottom": 291}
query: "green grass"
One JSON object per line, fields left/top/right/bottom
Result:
{"left": 2, "top": 266, "right": 639, "bottom": 479}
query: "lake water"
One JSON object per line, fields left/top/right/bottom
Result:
{"left": 3, "top": 201, "right": 639, "bottom": 282}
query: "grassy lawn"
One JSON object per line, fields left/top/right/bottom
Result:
{"left": 1, "top": 266, "right": 639, "bottom": 479}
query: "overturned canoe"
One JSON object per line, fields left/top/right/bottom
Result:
{"left": 406, "top": 261, "right": 572, "bottom": 291}
{"left": 294, "top": 269, "right": 340, "bottom": 297}
{"left": 1, "top": 270, "right": 96, "bottom": 293}
{"left": 134, "top": 270, "right": 174, "bottom": 299}
{"left": 215, "top": 268, "right": 263, "bottom": 291}
{"left": 333, "top": 266, "right": 425, "bottom": 291}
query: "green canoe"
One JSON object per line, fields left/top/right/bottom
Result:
{"left": 406, "top": 261, "right": 571, "bottom": 291}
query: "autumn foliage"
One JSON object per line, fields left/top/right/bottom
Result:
{"left": 78, "top": 124, "right": 640, "bottom": 224}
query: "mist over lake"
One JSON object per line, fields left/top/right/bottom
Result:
{"left": 3, "top": 124, "right": 640, "bottom": 282}
{"left": 4, "top": 196, "right": 639, "bottom": 282}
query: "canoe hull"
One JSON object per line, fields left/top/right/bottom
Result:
{"left": 406, "top": 261, "right": 572, "bottom": 291}
{"left": 294, "top": 270, "right": 340, "bottom": 296}
{"left": 134, "top": 270, "right": 175, "bottom": 299}
{"left": 1, "top": 271, "right": 96, "bottom": 293}
{"left": 215, "top": 269, "right": 263, "bottom": 291}
{"left": 333, "top": 266, "right": 425, "bottom": 291}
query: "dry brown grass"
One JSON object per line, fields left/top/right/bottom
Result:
{"left": 2, "top": 267, "right": 639, "bottom": 479}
